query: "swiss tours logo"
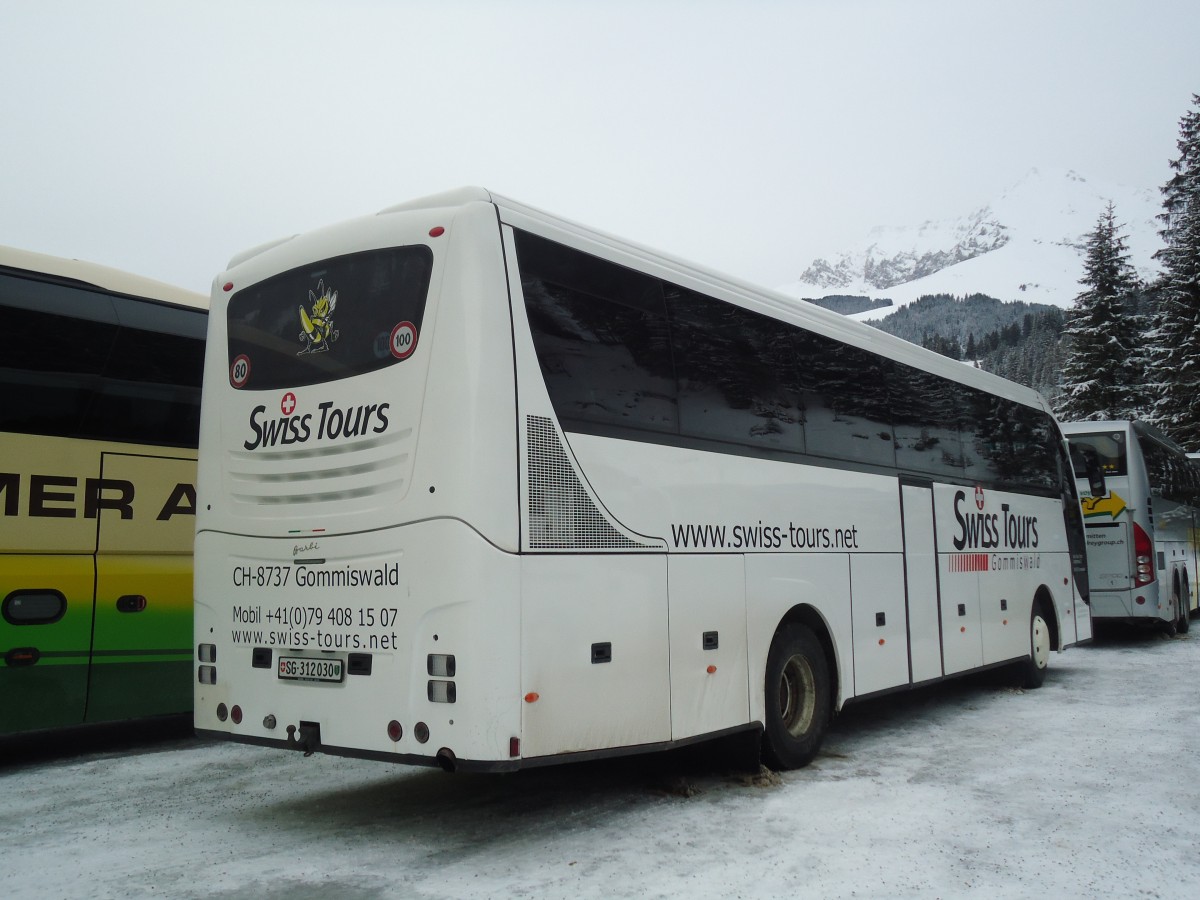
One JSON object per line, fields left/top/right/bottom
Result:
{"left": 952, "top": 487, "right": 1039, "bottom": 551}
{"left": 242, "top": 391, "right": 390, "bottom": 451}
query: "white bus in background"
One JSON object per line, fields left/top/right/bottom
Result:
{"left": 1062, "top": 420, "right": 1200, "bottom": 634}
{"left": 194, "top": 188, "right": 1092, "bottom": 772}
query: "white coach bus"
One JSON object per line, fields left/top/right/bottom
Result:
{"left": 194, "top": 188, "right": 1092, "bottom": 772}
{"left": 1061, "top": 420, "right": 1200, "bottom": 634}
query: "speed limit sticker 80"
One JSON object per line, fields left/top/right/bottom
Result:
{"left": 230, "top": 354, "right": 251, "bottom": 388}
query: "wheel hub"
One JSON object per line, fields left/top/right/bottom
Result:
{"left": 779, "top": 654, "right": 816, "bottom": 737}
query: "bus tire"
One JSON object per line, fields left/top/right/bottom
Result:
{"left": 1176, "top": 589, "right": 1190, "bottom": 634}
{"left": 762, "top": 623, "right": 831, "bottom": 770}
{"left": 1020, "top": 603, "right": 1051, "bottom": 689}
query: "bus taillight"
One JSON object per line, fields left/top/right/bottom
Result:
{"left": 1133, "top": 522, "right": 1155, "bottom": 587}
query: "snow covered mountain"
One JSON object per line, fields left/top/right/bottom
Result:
{"left": 778, "top": 168, "right": 1162, "bottom": 318}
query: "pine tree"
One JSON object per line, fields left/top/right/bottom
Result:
{"left": 1150, "top": 94, "right": 1200, "bottom": 448}
{"left": 1056, "top": 202, "right": 1144, "bottom": 422}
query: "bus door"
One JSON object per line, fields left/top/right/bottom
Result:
{"left": 88, "top": 452, "right": 195, "bottom": 722}
{"left": 0, "top": 557, "right": 94, "bottom": 732}
{"left": 900, "top": 479, "right": 943, "bottom": 684}
{"left": 0, "top": 435, "right": 103, "bottom": 732}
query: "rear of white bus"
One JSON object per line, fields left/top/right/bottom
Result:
{"left": 1063, "top": 423, "right": 1166, "bottom": 626}
{"left": 193, "top": 191, "right": 525, "bottom": 770}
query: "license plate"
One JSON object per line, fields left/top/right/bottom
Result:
{"left": 277, "top": 656, "right": 344, "bottom": 683}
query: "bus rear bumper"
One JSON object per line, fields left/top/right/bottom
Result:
{"left": 194, "top": 727, "right": 523, "bottom": 772}
{"left": 1088, "top": 588, "right": 1172, "bottom": 624}
{"left": 195, "top": 721, "right": 763, "bottom": 773}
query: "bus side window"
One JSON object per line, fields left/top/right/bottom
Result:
{"left": 518, "top": 231, "right": 677, "bottom": 436}
{"left": 665, "top": 286, "right": 804, "bottom": 455}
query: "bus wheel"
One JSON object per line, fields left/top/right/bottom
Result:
{"left": 762, "top": 623, "right": 831, "bottom": 770}
{"left": 1020, "top": 604, "right": 1051, "bottom": 689}
{"left": 1176, "top": 591, "right": 1190, "bottom": 635}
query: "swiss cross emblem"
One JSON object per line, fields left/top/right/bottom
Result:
{"left": 281, "top": 392, "right": 297, "bottom": 416}
{"left": 975, "top": 485, "right": 985, "bottom": 510}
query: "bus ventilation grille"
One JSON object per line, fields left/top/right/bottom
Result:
{"left": 526, "top": 415, "right": 655, "bottom": 550}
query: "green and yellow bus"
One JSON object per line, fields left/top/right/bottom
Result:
{"left": 1, "top": 245, "right": 206, "bottom": 734}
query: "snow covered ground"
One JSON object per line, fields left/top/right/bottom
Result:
{"left": 5, "top": 626, "right": 1200, "bottom": 900}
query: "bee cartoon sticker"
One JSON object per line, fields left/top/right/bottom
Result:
{"left": 298, "top": 280, "right": 339, "bottom": 354}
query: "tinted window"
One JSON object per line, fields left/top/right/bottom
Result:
{"left": 1066, "top": 431, "right": 1128, "bottom": 477}
{"left": 964, "top": 391, "right": 1057, "bottom": 492}
{"left": 227, "top": 246, "right": 434, "bottom": 391}
{"left": 1013, "top": 407, "right": 1062, "bottom": 493}
{"left": 1, "top": 301, "right": 117, "bottom": 437}
{"left": 797, "top": 334, "right": 895, "bottom": 467}
{"left": 519, "top": 231, "right": 677, "bottom": 434}
{"left": 1138, "top": 434, "right": 1200, "bottom": 505}
{"left": 516, "top": 229, "right": 1058, "bottom": 495}
{"left": 666, "top": 286, "right": 803, "bottom": 452}
{"left": 85, "top": 300, "right": 205, "bottom": 446}
{"left": 0, "top": 273, "right": 203, "bottom": 446}
{"left": 892, "top": 365, "right": 966, "bottom": 478}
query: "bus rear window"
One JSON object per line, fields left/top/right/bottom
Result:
{"left": 1067, "top": 432, "right": 1128, "bottom": 477}
{"left": 227, "top": 246, "right": 433, "bottom": 391}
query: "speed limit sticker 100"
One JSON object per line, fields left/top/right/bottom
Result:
{"left": 389, "top": 321, "right": 418, "bottom": 360}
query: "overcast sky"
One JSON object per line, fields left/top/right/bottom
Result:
{"left": 2, "top": 0, "right": 1197, "bottom": 295}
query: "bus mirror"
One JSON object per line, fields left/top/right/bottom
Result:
{"left": 1084, "top": 449, "right": 1107, "bottom": 498}
{"left": 1070, "top": 443, "right": 1107, "bottom": 497}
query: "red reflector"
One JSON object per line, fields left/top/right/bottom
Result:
{"left": 387, "top": 720, "right": 403, "bottom": 742}
{"left": 524, "top": 692, "right": 540, "bottom": 703}
{"left": 230, "top": 705, "right": 243, "bottom": 725}
{"left": 429, "top": 226, "right": 445, "bottom": 237}
{"left": 1133, "top": 522, "right": 1155, "bottom": 587}
{"left": 223, "top": 282, "right": 234, "bottom": 292}
{"left": 509, "top": 737, "right": 520, "bottom": 758}
{"left": 1136, "top": 596, "right": 1146, "bottom": 605}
